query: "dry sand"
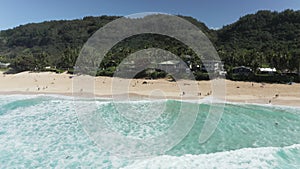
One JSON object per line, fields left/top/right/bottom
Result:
{"left": 0, "top": 71, "right": 300, "bottom": 107}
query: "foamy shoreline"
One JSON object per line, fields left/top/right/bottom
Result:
{"left": 0, "top": 71, "right": 300, "bottom": 107}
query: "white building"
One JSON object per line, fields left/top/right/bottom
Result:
{"left": 0, "top": 62, "right": 10, "bottom": 69}
{"left": 158, "top": 60, "right": 186, "bottom": 73}
{"left": 201, "top": 60, "right": 224, "bottom": 72}
{"left": 258, "top": 67, "right": 277, "bottom": 74}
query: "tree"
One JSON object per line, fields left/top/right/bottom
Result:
{"left": 57, "top": 47, "right": 80, "bottom": 69}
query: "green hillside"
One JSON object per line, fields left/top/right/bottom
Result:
{"left": 0, "top": 10, "right": 299, "bottom": 81}
{"left": 217, "top": 10, "right": 300, "bottom": 72}
{"left": 0, "top": 15, "right": 215, "bottom": 73}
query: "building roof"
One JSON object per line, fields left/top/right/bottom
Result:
{"left": 258, "top": 68, "right": 276, "bottom": 72}
{"left": 122, "top": 61, "right": 135, "bottom": 65}
{"left": 158, "top": 60, "right": 180, "bottom": 65}
{"left": 0, "top": 62, "right": 10, "bottom": 66}
{"left": 233, "top": 66, "right": 251, "bottom": 70}
{"left": 202, "top": 60, "right": 222, "bottom": 63}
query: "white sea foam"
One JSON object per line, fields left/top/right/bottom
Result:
{"left": 122, "top": 144, "right": 300, "bottom": 169}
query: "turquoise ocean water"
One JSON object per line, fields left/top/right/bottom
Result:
{"left": 0, "top": 94, "right": 300, "bottom": 168}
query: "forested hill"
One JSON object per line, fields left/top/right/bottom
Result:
{"left": 0, "top": 16, "right": 120, "bottom": 66}
{"left": 0, "top": 15, "right": 215, "bottom": 71}
{"left": 0, "top": 10, "right": 299, "bottom": 75}
{"left": 217, "top": 10, "right": 300, "bottom": 71}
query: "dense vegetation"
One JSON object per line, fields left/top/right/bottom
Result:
{"left": 0, "top": 10, "right": 299, "bottom": 82}
{"left": 217, "top": 10, "right": 300, "bottom": 74}
{"left": 0, "top": 15, "right": 120, "bottom": 71}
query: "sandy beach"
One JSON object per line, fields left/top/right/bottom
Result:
{"left": 0, "top": 71, "right": 299, "bottom": 107}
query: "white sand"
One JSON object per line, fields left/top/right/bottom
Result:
{"left": 0, "top": 71, "right": 299, "bottom": 107}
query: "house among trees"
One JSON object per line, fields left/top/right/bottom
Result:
{"left": 119, "top": 61, "right": 136, "bottom": 72}
{"left": 0, "top": 62, "right": 10, "bottom": 69}
{"left": 258, "top": 67, "right": 277, "bottom": 74}
{"left": 232, "top": 66, "right": 253, "bottom": 76}
{"left": 157, "top": 60, "right": 188, "bottom": 73}
{"left": 201, "top": 60, "right": 224, "bottom": 72}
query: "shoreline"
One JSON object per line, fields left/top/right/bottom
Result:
{"left": 1, "top": 92, "right": 300, "bottom": 110}
{"left": 0, "top": 71, "right": 300, "bottom": 107}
